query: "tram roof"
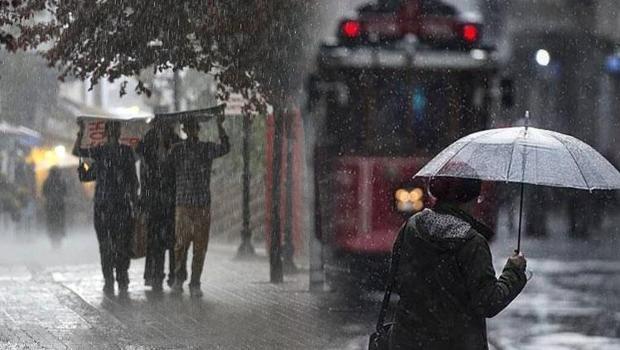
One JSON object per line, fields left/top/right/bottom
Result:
{"left": 317, "top": 43, "right": 498, "bottom": 72}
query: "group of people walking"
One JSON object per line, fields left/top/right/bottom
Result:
{"left": 72, "top": 115, "right": 229, "bottom": 297}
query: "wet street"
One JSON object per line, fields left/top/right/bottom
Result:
{"left": 487, "top": 237, "right": 620, "bottom": 350}
{"left": 0, "top": 228, "right": 619, "bottom": 349}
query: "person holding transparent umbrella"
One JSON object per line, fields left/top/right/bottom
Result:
{"left": 385, "top": 114, "right": 620, "bottom": 349}
{"left": 385, "top": 167, "right": 527, "bottom": 350}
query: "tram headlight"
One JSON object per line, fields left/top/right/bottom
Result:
{"left": 395, "top": 187, "right": 425, "bottom": 213}
{"left": 410, "top": 188, "right": 423, "bottom": 201}
{"left": 395, "top": 189, "right": 410, "bottom": 202}
{"left": 412, "top": 200, "right": 424, "bottom": 211}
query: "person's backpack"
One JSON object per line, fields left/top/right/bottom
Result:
{"left": 77, "top": 158, "right": 96, "bottom": 182}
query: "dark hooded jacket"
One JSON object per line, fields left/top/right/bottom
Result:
{"left": 389, "top": 207, "right": 527, "bottom": 350}
{"left": 136, "top": 128, "right": 180, "bottom": 208}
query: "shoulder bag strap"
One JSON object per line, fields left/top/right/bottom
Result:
{"left": 375, "top": 223, "right": 406, "bottom": 333}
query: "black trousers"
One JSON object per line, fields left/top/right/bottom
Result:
{"left": 45, "top": 202, "right": 66, "bottom": 240}
{"left": 94, "top": 201, "right": 133, "bottom": 285}
{"left": 144, "top": 203, "right": 186, "bottom": 285}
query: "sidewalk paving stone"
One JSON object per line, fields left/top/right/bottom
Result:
{"left": 0, "top": 245, "right": 374, "bottom": 349}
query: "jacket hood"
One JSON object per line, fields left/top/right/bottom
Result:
{"left": 408, "top": 208, "right": 476, "bottom": 251}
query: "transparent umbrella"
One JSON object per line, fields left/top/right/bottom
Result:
{"left": 415, "top": 115, "right": 620, "bottom": 251}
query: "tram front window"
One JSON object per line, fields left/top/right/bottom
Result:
{"left": 323, "top": 71, "right": 485, "bottom": 156}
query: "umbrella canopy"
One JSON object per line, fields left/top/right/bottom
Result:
{"left": 415, "top": 127, "right": 620, "bottom": 191}
{"left": 415, "top": 125, "right": 620, "bottom": 252}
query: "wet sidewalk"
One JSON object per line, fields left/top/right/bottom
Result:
{"left": 0, "top": 245, "right": 374, "bottom": 349}
{"left": 1, "top": 233, "right": 619, "bottom": 349}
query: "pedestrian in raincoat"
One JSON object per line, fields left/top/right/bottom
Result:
{"left": 136, "top": 118, "right": 183, "bottom": 292}
{"left": 42, "top": 166, "right": 67, "bottom": 246}
{"left": 170, "top": 115, "right": 229, "bottom": 297}
{"left": 72, "top": 121, "right": 138, "bottom": 295}
{"left": 389, "top": 176, "right": 527, "bottom": 350}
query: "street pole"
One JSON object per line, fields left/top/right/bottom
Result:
{"left": 173, "top": 70, "right": 181, "bottom": 112}
{"left": 236, "top": 112, "right": 256, "bottom": 258}
{"left": 270, "top": 109, "right": 284, "bottom": 283}
{"left": 282, "top": 111, "right": 298, "bottom": 273}
{"left": 302, "top": 83, "right": 325, "bottom": 291}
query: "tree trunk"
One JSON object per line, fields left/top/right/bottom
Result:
{"left": 237, "top": 112, "right": 256, "bottom": 258}
{"left": 270, "top": 107, "right": 284, "bottom": 283}
{"left": 283, "top": 110, "right": 298, "bottom": 273}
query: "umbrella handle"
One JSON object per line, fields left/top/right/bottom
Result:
{"left": 516, "top": 182, "right": 524, "bottom": 253}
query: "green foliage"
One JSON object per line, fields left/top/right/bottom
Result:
{"left": 1, "top": 0, "right": 319, "bottom": 106}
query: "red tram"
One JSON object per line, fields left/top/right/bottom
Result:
{"left": 307, "top": 0, "right": 505, "bottom": 285}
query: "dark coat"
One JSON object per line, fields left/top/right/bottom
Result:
{"left": 43, "top": 174, "right": 67, "bottom": 208}
{"left": 42, "top": 173, "right": 67, "bottom": 233}
{"left": 136, "top": 129, "right": 180, "bottom": 207}
{"left": 74, "top": 143, "right": 138, "bottom": 204}
{"left": 389, "top": 208, "right": 527, "bottom": 350}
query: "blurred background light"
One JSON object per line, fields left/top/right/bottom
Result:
{"left": 535, "top": 49, "right": 551, "bottom": 66}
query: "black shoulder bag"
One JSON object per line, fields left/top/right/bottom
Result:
{"left": 78, "top": 158, "right": 96, "bottom": 182}
{"left": 368, "top": 226, "right": 405, "bottom": 350}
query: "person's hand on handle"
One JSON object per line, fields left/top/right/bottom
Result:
{"left": 73, "top": 120, "right": 86, "bottom": 156}
{"left": 508, "top": 251, "right": 526, "bottom": 271}
{"left": 216, "top": 114, "right": 225, "bottom": 126}
{"left": 76, "top": 120, "right": 85, "bottom": 139}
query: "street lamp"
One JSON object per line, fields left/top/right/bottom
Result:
{"left": 535, "top": 49, "right": 551, "bottom": 67}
